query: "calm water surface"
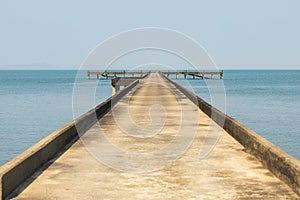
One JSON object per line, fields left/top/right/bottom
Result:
{"left": 176, "top": 70, "right": 300, "bottom": 160}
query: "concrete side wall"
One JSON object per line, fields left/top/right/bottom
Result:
{"left": 0, "top": 80, "right": 139, "bottom": 200}
{"left": 163, "top": 74, "right": 300, "bottom": 196}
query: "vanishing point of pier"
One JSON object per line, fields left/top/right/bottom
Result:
{"left": 0, "top": 72, "right": 299, "bottom": 199}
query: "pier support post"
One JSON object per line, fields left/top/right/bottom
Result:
{"left": 111, "top": 77, "right": 121, "bottom": 94}
{"left": 87, "top": 71, "right": 90, "bottom": 80}
{"left": 112, "top": 86, "right": 116, "bottom": 95}
{"left": 112, "top": 85, "right": 120, "bottom": 94}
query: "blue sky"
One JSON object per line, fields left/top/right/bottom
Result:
{"left": 0, "top": 0, "right": 299, "bottom": 69}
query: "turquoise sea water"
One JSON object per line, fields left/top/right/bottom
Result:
{"left": 0, "top": 70, "right": 299, "bottom": 166}
{"left": 175, "top": 70, "right": 300, "bottom": 160}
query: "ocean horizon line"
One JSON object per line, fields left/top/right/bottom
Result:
{"left": 0, "top": 68, "right": 300, "bottom": 71}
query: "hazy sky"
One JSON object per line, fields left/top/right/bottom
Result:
{"left": 0, "top": 0, "right": 300, "bottom": 69}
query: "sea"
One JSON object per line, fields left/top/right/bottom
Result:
{"left": 0, "top": 70, "right": 299, "bottom": 166}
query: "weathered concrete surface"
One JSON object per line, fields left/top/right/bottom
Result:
{"left": 0, "top": 80, "right": 139, "bottom": 200}
{"left": 12, "top": 73, "right": 299, "bottom": 199}
{"left": 165, "top": 75, "right": 300, "bottom": 196}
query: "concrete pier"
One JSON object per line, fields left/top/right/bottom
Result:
{"left": 1, "top": 73, "right": 299, "bottom": 199}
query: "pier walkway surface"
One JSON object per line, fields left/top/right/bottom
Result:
{"left": 13, "top": 73, "right": 298, "bottom": 199}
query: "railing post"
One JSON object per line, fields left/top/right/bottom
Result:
{"left": 87, "top": 71, "right": 90, "bottom": 80}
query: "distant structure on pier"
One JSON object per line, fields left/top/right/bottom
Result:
{"left": 86, "top": 70, "right": 224, "bottom": 80}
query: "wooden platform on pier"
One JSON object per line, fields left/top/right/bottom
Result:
{"left": 13, "top": 73, "right": 298, "bottom": 199}
{"left": 87, "top": 70, "right": 224, "bottom": 80}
